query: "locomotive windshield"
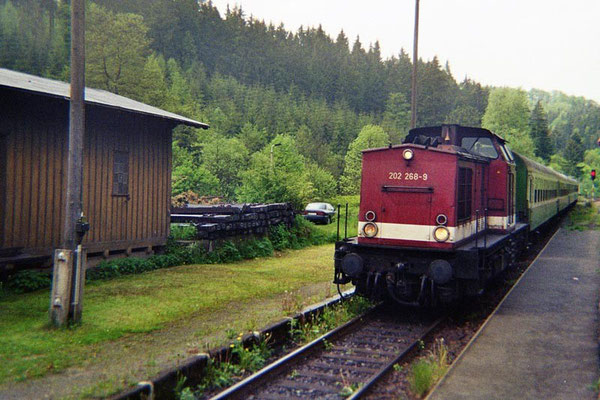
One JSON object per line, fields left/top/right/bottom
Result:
{"left": 461, "top": 136, "right": 498, "bottom": 159}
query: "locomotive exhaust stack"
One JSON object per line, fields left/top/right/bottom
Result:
{"left": 334, "top": 124, "right": 578, "bottom": 306}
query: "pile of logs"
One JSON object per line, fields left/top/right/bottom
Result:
{"left": 170, "top": 203, "right": 295, "bottom": 240}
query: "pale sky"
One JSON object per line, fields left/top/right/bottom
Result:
{"left": 210, "top": 0, "right": 600, "bottom": 103}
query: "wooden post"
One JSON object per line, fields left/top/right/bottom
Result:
{"left": 50, "top": 0, "right": 86, "bottom": 327}
{"left": 410, "top": 0, "right": 420, "bottom": 130}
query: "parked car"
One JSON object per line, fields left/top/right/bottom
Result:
{"left": 303, "top": 202, "right": 336, "bottom": 224}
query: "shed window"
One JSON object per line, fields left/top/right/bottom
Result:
{"left": 457, "top": 168, "right": 473, "bottom": 221}
{"left": 113, "top": 151, "right": 129, "bottom": 196}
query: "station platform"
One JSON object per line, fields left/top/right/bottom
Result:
{"left": 428, "top": 228, "right": 600, "bottom": 400}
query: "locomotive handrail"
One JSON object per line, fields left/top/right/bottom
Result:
{"left": 381, "top": 185, "right": 434, "bottom": 193}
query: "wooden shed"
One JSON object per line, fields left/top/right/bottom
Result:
{"left": 0, "top": 68, "right": 208, "bottom": 267}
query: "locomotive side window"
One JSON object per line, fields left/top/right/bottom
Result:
{"left": 502, "top": 144, "right": 515, "bottom": 161}
{"left": 457, "top": 168, "right": 473, "bottom": 221}
{"left": 461, "top": 137, "right": 498, "bottom": 159}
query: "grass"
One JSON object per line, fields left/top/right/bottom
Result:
{"left": 310, "top": 195, "right": 360, "bottom": 239}
{"left": 288, "top": 296, "right": 373, "bottom": 344}
{"left": 409, "top": 339, "right": 449, "bottom": 398}
{"left": 0, "top": 244, "right": 337, "bottom": 387}
{"left": 566, "top": 202, "right": 600, "bottom": 230}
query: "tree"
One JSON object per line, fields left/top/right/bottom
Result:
{"left": 86, "top": 3, "right": 150, "bottom": 98}
{"left": 529, "top": 101, "right": 553, "bottom": 161}
{"left": 202, "top": 136, "right": 249, "bottom": 199}
{"left": 381, "top": 92, "right": 410, "bottom": 143}
{"left": 482, "top": 88, "right": 535, "bottom": 157}
{"left": 340, "top": 125, "right": 389, "bottom": 194}
{"left": 237, "top": 135, "right": 315, "bottom": 208}
{"left": 563, "top": 130, "right": 585, "bottom": 177}
{"left": 171, "top": 144, "right": 220, "bottom": 196}
{"left": 548, "top": 154, "right": 569, "bottom": 175}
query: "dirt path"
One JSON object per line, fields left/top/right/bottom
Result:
{"left": 0, "top": 281, "right": 337, "bottom": 399}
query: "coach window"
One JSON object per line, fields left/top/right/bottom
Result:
{"left": 457, "top": 167, "right": 473, "bottom": 221}
{"left": 461, "top": 137, "right": 498, "bottom": 159}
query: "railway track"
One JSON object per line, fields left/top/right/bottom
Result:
{"left": 211, "top": 306, "right": 444, "bottom": 400}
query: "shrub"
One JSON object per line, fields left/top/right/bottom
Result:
{"left": 7, "top": 270, "right": 52, "bottom": 293}
{"left": 170, "top": 224, "right": 197, "bottom": 240}
{"left": 268, "top": 224, "right": 292, "bottom": 251}
{"left": 211, "top": 241, "right": 242, "bottom": 263}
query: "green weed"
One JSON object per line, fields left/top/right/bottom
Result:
{"left": 409, "top": 339, "right": 449, "bottom": 397}
{"left": 567, "top": 203, "right": 600, "bottom": 231}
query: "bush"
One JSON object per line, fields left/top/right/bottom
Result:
{"left": 170, "top": 224, "right": 197, "bottom": 240}
{"left": 210, "top": 241, "right": 242, "bottom": 263}
{"left": 7, "top": 270, "right": 52, "bottom": 293}
{"left": 268, "top": 224, "right": 292, "bottom": 251}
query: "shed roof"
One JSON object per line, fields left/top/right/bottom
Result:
{"left": 0, "top": 68, "right": 209, "bottom": 129}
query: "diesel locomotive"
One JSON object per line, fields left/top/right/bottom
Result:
{"left": 334, "top": 125, "right": 578, "bottom": 306}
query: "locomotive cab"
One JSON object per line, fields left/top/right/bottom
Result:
{"left": 335, "top": 125, "right": 527, "bottom": 306}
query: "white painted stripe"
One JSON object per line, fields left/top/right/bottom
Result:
{"left": 358, "top": 218, "right": 487, "bottom": 243}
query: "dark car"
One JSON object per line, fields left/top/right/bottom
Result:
{"left": 303, "top": 202, "right": 336, "bottom": 224}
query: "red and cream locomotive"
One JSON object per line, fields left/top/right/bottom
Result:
{"left": 334, "top": 124, "right": 577, "bottom": 306}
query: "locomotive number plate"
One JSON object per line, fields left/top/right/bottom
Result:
{"left": 388, "top": 171, "right": 428, "bottom": 181}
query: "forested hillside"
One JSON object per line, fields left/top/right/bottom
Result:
{"left": 2, "top": 0, "right": 600, "bottom": 204}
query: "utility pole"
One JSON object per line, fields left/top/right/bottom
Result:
{"left": 410, "top": 0, "right": 420, "bottom": 129}
{"left": 50, "top": 0, "right": 88, "bottom": 327}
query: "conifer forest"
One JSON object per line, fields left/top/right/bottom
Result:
{"left": 3, "top": 0, "right": 600, "bottom": 206}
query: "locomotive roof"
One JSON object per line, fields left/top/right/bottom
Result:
{"left": 406, "top": 125, "right": 506, "bottom": 144}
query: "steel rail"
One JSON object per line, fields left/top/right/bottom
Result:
{"left": 210, "top": 307, "right": 378, "bottom": 400}
{"left": 210, "top": 307, "right": 444, "bottom": 400}
{"left": 347, "top": 315, "right": 446, "bottom": 399}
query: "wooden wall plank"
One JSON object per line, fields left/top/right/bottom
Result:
{"left": 82, "top": 113, "right": 92, "bottom": 244}
{"left": 13, "top": 122, "right": 26, "bottom": 247}
{"left": 93, "top": 118, "right": 103, "bottom": 244}
{"left": 150, "top": 127, "right": 157, "bottom": 238}
{"left": 166, "top": 126, "right": 172, "bottom": 239}
{"left": 29, "top": 121, "right": 41, "bottom": 248}
{"left": 43, "top": 122, "right": 55, "bottom": 248}
{"left": 2, "top": 122, "right": 15, "bottom": 248}
{"left": 141, "top": 121, "right": 148, "bottom": 240}
{"left": 131, "top": 116, "right": 139, "bottom": 241}
{"left": 51, "top": 113, "right": 64, "bottom": 248}
{"left": 128, "top": 115, "right": 136, "bottom": 242}
{"left": 0, "top": 131, "right": 6, "bottom": 248}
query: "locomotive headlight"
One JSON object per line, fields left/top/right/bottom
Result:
{"left": 402, "top": 149, "right": 414, "bottom": 160}
{"left": 365, "top": 210, "right": 376, "bottom": 221}
{"left": 433, "top": 226, "right": 450, "bottom": 242}
{"left": 362, "top": 222, "right": 378, "bottom": 238}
